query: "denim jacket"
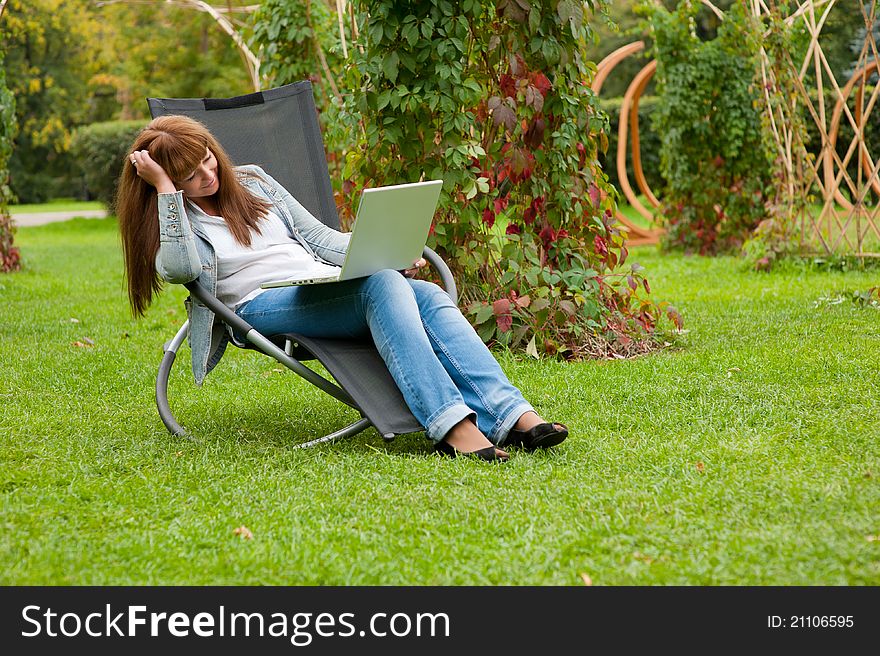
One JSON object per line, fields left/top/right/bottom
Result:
{"left": 155, "top": 164, "right": 350, "bottom": 385}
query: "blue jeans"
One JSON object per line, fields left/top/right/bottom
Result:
{"left": 235, "top": 269, "right": 533, "bottom": 444}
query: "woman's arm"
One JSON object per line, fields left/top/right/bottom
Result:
{"left": 154, "top": 190, "right": 202, "bottom": 284}
{"left": 245, "top": 165, "right": 351, "bottom": 266}
{"left": 129, "top": 149, "right": 202, "bottom": 283}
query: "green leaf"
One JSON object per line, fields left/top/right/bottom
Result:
{"left": 477, "top": 321, "right": 496, "bottom": 343}
{"left": 383, "top": 51, "right": 400, "bottom": 84}
{"left": 402, "top": 24, "right": 419, "bottom": 47}
{"left": 473, "top": 302, "right": 494, "bottom": 325}
{"left": 556, "top": 0, "right": 583, "bottom": 31}
{"left": 369, "top": 22, "right": 385, "bottom": 44}
{"left": 529, "top": 6, "right": 541, "bottom": 33}
{"left": 463, "top": 180, "right": 477, "bottom": 200}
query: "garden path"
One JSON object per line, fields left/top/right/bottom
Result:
{"left": 11, "top": 210, "right": 108, "bottom": 227}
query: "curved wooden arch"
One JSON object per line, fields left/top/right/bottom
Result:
{"left": 854, "top": 77, "right": 880, "bottom": 196}
{"left": 593, "top": 42, "right": 664, "bottom": 245}
{"left": 825, "top": 59, "right": 880, "bottom": 209}
{"left": 619, "top": 60, "right": 661, "bottom": 219}
{"left": 593, "top": 41, "right": 646, "bottom": 96}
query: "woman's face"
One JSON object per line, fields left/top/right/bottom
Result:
{"left": 176, "top": 148, "right": 219, "bottom": 198}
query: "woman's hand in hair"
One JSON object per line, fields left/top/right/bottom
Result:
{"left": 130, "top": 150, "right": 176, "bottom": 194}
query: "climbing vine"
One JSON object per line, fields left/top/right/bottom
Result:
{"left": 339, "top": 0, "right": 680, "bottom": 357}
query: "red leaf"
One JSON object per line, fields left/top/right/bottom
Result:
{"left": 496, "top": 313, "right": 513, "bottom": 332}
{"left": 499, "top": 74, "right": 517, "bottom": 98}
{"left": 524, "top": 116, "right": 545, "bottom": 148}
{"left": 492, "top": 104, "right": 517, "bottom": 131}
{"left": 482, "top": 208, "right": 496, "bottom": 228}
{"left": 643, "top": 278, "right": 651, "bottom": 294}
{"left": 492, "top": 298, "right": 512, "bottom": 316}
{"left": 539, "top": 225, "right": 556, "bottom": 246}
{"left": 530, "top": 72, "right": 552, "bottom": 96}
{"left": 507, "top": 147, "right": 528, "bottom": 175}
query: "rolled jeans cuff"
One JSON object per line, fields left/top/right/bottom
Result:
{"left": 426, "top": 402, "right": 476, "bottom": 443}
{"left": 494, "top": 402, "right": 537, "bottom": 446}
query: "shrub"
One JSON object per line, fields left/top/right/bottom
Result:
{"left": 0, "top": 48, "right": 20, "bottom": 272}
{"left": 644, "top": 1, "right": 779, "bottom": 255}
{"left": 338, "top": 0, "right": 681, "bottom": 358}
{"left": 70, "top": 120, "right": 146, "bottom": 207}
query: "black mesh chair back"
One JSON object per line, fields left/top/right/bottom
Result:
{"left": 148, "top": 81, "right": 339, "bottom": 229}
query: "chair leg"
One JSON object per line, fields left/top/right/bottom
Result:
{"left": 294, "top": 417, "right": 373, "bottom": 449}
{"left": 156, "top": 320, "right": 192, "bottom": 438}
{"left": 157, "top": 321, "right": 378, "bottom": 446}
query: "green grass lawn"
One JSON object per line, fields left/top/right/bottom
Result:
{"left": 1, "top": 217, "right": 878, "bottom": 585}
{"left": 9, "top": 199, "right": 105, "bottom": 214}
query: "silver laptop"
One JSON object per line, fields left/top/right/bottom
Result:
{"left": 260, "top": 179, "right": 443, "bottom": 288}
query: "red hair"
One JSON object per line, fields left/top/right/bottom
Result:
{"left": 116, "top": 115, "right": 271, "bottom": 316}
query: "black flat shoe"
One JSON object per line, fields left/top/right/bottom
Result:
{"left": 505, "top": 422, "right": 568, "bottom": 450}
{"left": 434, "top": 440, "right": 509, "bottom": 462}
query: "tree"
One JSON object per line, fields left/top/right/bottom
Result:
{"left": 0, "top": 0, "right": 257, "bottom": 202}
{"left": 91, "top": 0, "right": 257, "bottom": 118}
{"left": 0, "top": 0, "right": 107, "bottom": 202}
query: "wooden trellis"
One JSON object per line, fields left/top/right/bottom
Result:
{"left": 754, "top": 0, "right": 880, "bottom": 256}
{"left": 595, "top": 0, "right": 880, "bottom": 256}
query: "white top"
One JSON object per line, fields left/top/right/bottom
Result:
{"left": 198, "top": 209, "right": 342, "bottom": 308}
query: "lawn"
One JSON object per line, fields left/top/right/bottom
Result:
{"left": 1, "top": 217, "right": 878, "bottom": 585}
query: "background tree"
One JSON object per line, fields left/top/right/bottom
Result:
{"left": 0, "top": 0, "right": 107, "bottom": 202}
{"left": 91, "top": 0, "right": 256, "bottom": 119}
{"left": 251, "top": 0, "right": 346, "bottom": 108}
{"left": 0, "top": 0, "right": 256, "bottom": 203}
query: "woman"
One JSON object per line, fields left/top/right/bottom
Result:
{"left": 117, "top": 115, "right": 568, "bottom": 461}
